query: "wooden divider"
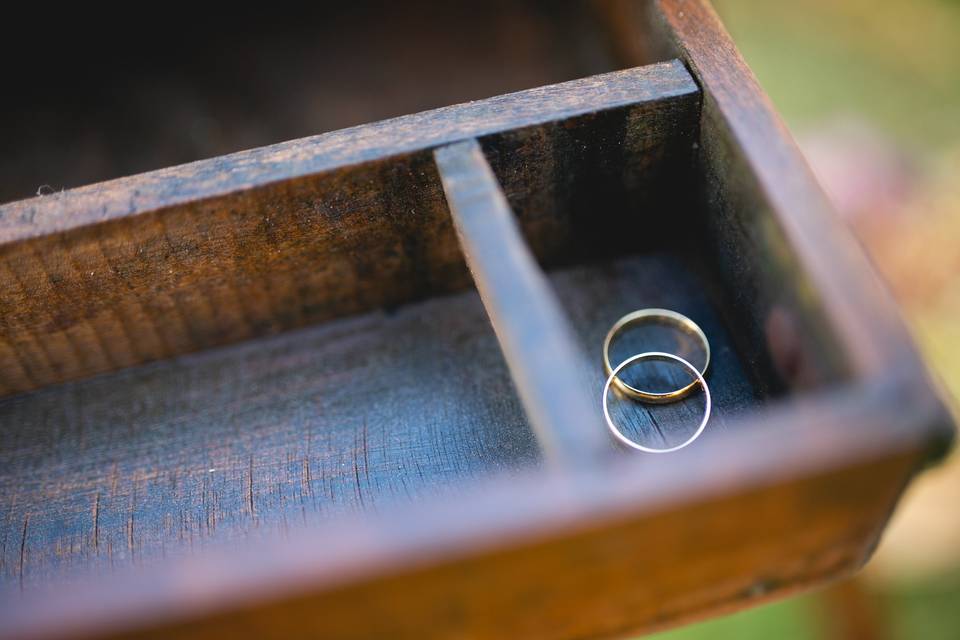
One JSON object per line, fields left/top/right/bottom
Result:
{"left": 0, "top": 60, "right": 699, "bottom": 397}
{"left": 0, "top": 4, "right": 951, "bottom": 637}
{"left": 435, "top": 139, "right": 611, "bottom": 465}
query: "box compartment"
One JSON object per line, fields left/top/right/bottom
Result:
{"left": 0, "top": 3, "right": 951, "bottom": 639}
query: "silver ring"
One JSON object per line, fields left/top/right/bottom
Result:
{"left": 602, "top": 351, "right": 711, "bottom": 453}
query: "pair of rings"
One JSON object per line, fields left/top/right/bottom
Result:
{"left": 601, "top": 309, "right": 712, "bottom": 453}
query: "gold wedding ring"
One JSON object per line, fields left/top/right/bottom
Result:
{"left": 602, "top": 308, "right": 710, "bottom": 404}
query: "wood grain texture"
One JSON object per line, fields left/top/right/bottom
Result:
{"left": 0, "top": 285, "right": 538, "bottom": 591}
{"left": 0, "top": 253, "right": 759, "bottom": 593}
{"left": 481, "top": 72, "right": 700, "bottom": 270}
{"left": 435, "top": 139, "right": 610, "bottom": 465}
{"left": 0, "top": 61, "right": 696, "bottom": 243}
{"left": 0, "top": 380, "right": 937, "bottom": 640}
{"left": 0, "top": 155, "right": 464, "bottom": 397}
{"left": 0, "top": 61, "right": 699, "bottom": 397}
{"left": 0, "top": 3, "right": 953, "bottom": 638}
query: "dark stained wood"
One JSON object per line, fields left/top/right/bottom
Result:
{"left": 0, "top": 286, "right": 538, "bottom": 590}
{"left": 0, "top": 61, "right": 696, "bottom": 244}
{"left": 0, "top": 253, "right": 762, "bottom": 592}
{"left": 0, "top": 156, "right": 464, "bottom": 398}
{"left": 604, "top": 0, "right": 948, "bottom": 396}
{"left": 0, "top": 383, "right": 939, "bottom": 640}
{"left": 435, "top": 139, "right": 610, "bottom": 465}
{"left": 0, "top": 2, "right": 953, "bottom": 639}
{"left": 479, "top": 69, "right": 701, "bottom": 271}
{"left": 0, "top": 61, "right": 698, "bottom": 397}
{"left": 656, "top": 0, "right": 917, "bottom": 379}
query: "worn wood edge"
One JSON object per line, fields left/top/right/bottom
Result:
{"left": 121, "top": 450, "right": 925, "bottom": 640}
{"left": 647, "top": 2, "right": 934, "bottom": 380}
{"left": 434, "top": 139, "right": 611, "bottom": 467}
{"left": 0, "top": 61, "right": 698, "bottom": 246}
{"left": 632, "top": 0, "right": 955, "bottom": 453}
{"left": 0, "top": 377, "right": 941, "bottom": 640}
{"left": 0, "top": 62, "right": 703, "bottom": 399}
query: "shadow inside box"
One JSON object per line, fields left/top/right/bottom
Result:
{"left": 550, "top": 252, "right": 764, "bottom": 449}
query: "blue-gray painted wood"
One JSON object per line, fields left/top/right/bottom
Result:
{"left": 0, "top": 253, "right": 761, "bottom": 591}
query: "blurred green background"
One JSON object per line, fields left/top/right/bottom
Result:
{"left": 650, "top": 1, "right": 960, "bottom": 638}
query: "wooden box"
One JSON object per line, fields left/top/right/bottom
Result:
{"left": 0, "top": 2, "right": 953, "bottom": 639}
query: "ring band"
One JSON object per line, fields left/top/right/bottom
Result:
{"left": 602, "top": 308, "right": 710, "bottom": 403}
{"left": 602, "top": 352, "right": 711, "bottom": 453}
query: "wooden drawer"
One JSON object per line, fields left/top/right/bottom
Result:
{"left": 0, "top": 2, "right": 953, "bottom": 639}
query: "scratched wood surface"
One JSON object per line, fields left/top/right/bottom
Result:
{"left": 0, "top": 251, "right": 761, "bottom": 592}
{"left": 0, "top": 285, "right": 535, "bottom": 590}
{"left": 0, "top": 2, "right": 953, "bottom": 639}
